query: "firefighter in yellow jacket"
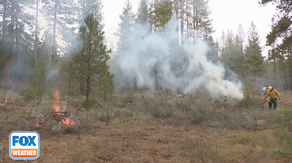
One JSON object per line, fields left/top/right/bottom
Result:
{"left": 263, "top": 86, "right": 280, "bottom": 110}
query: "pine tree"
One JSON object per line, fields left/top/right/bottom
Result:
{"left": 243, "top": 22, "right": 265, "bottom": 80}
{"left": 0, "top": 0, "right": 35, "bottom": 83}
{"left": 220, "top": 30, "right": 236, "bottom": 69}
{"left": 136, "top": 0, "right": 151, "bottom": 39}
{"left": 191, "top": 0, "right": 214, "bottom": 41}
{"left": 63, "top": 0, "right": 104, "bottom": 95}
{"left": 185, "top": 0, "right": 193, "bottom": 42}
{"left": 116, "top": 0, "right": 135, "bottom": 55}
{"left": 78, "top": 0, "right": 104, "bottom": 26}
{"left": 98, "top": 60, "right": 114, "bottom": 102}
{"left": 41, "top": 0, "right": 80, "bottom": 58}
{"left": 261, "top": 0, "right": 292, "bottom": 48}
{"left": 31, "top": 43, "right": 49, "bottom": 100}
{"left": 205, "top": 36, "right": 219, "bottom": 63}
{"left": 237, "top": 24, "right": 245, "bottom": 62}
{"left": 268, "top": 48, "right": 280, "bottom": 83}
{"left": 150, "top": 0, "right": 172, "bottom": 31}
{"left": 286, "top": 46, "right": 292, "bottom": 90}
{"left": 78, "top": 13, "right": 111, "bottom": 110}
{"left": 220, "top": 29, "right": 243, "bottom": 76}
{"left": 230, "top": 24, "right": 245, "bottom": 77}
{"left": 260, "top": 0, "right": 292, "bottom": 90}
{"left": 34, "top": 0, "right": 40, "bottom": 67}
{"left": 136, "top": 0, "right": 149, "bottom": 24}
{"left": 63, "top": 50, "right": 87, "bottom": 95}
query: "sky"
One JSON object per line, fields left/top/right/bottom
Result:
{"left": 102, "top": 0, "right": 276, "bottom": 57}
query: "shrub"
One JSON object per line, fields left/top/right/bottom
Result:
{"left": 81, "top": 97, "right": 98, "bottom": 108}
{"left": 22, "top": 89, "right": 36, "bottom": 102}
{"left": 107, "top": 90, "right": 272, "bottom": 130}
{"left": 181, "top": 137, "right": 219, "bottom": 162}
{"left": 272, "top": 109, "right": 292, "bottom": 157}
{"left": 243, "top": 82, "right": 255, "bottom": 97}
{"left": 64, "top": 90, "right": 78, "bottom": 97}
{"left": 237, "top": 96, "right": 262, "bottom": 108}
{"left": 238, "top": 96, "right": 253, "bottom": 108}
{"left": 98, "top": 110, "right": 113, "bottom": 123}
{"left": 176, "top": 87, "right": 183, "bottom": 94}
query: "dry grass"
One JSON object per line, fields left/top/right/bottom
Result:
{"left": 0, "top": 90, "right": 291, "bottom": 163}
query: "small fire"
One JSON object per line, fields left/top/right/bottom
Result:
{"left": 33, "top": 114, "right": 44, "bottom": 128}
{"left": 0, "top": 96, "right": 14, "bottom": 106}
{"left": 33, "top": 88, "right": 80, "bottom": 130}
{"left": 53, "top": 89, "right": 61, "bottom": 118}
{"left": 61, "top": 112, "right": 75, "bottom": 127}
{"left": 53, "top": 88, "right": 76, "bottom": 127}
{"left": 1, "top": 98, "right": 7, "bottom": 106}
{"left": 60, "top": 114, "right": 80, "bottom": 128}
{"left": 173, "top": 93, "right": 184, "bottom": 98}
{"left": 62, "top": 117, "right": 74, "bottom": 125}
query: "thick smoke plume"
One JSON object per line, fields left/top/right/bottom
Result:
{"left": 110, "top": 20, "right": 244, "bottom": 100}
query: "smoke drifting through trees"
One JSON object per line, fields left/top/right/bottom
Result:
{"left": 1, "top": 0, "right": 289, "bottom": 103}
{"left": 110, "top": 20, "right": 244, "bottom": 99}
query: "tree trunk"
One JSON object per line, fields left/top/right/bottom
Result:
{"left": 38, "top": 82, "right": 41, "bottom": 100}
{"left": 186, "top": 0, "right": 189, "bottom": 42}
{"left": 2, "top": 0, "right": 6, "bottom": 81}
{"left": 52, "top": 0, "right": 58, "bottom": 60}
{"left": 68, "top": 75, "right": 72, "bottom": 90}
{"left": 289, "top": 54, "right": 292, "bottom": 90}
{"left": 283, "top": 61, "right": 287, "bottom": 94}
{"left": 104, "top": 83, "right": 107, "bottom": 101}
{"left": 274, "top": 58, "right": 277, "bottom": 85}
{"left": 2, "top": 0, "right": 7, "bottom": 48}
{"left": 85, "top": 76, "right": 90, "bottom": 111}
{"left": 192, "top": 0, "right": 195, "bottom": 38}
{"left": 154, "top": 69, "right": 159, "bottom": 91}
{"left": 180, "top": 1, "right": 184, "bottom": 45}
{"left": 15, "top": 2, "right": 19, "bottom": 57}
{"left": 6, "top": 53, "right": 11, "bottom": 83}
{"left": 193, "top": 0, "right": 198, "bottom": 41}
{"left": 7, "top": 1, "right": 16, "bottom": 84}
{"left": 85, "top": 53, "right": 91, "bottom": 110}
{"left": 79, "top": 77, "right": 85, "bottom": 95}
{"left": 195, "top": 1, "right": 198, "bottom": 41}
{"left": 175, "top": 1, "right": 179, "bottom": 41}
{"left": 34, "top": 0, "right": 39, "bottom": 67}
{"left": 290, "top": 65, "right": 292, "bottom": 90}
{"left": 15, "top": 2, "right": 20, "bottom": 82}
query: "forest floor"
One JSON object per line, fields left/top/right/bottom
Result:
{"left": 0, "top": 89, "right": 292, "bottom": 163}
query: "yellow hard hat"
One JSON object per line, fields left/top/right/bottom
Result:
{"left": 268, "top": 86, "right": 272, "bottom": 90}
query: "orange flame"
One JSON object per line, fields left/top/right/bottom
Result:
{"left": 53, "top": 89, "right": 61, "bottom": 118}
{"left": 1, "top": 96, "right": 14, "bottom": 106}
{"left": 61, "top": 112, "right": 78, "bottom": 127}
{"left": 62, "top": 117, "right": 75, "bottom": 126}
{"left": 53, "top": 88, "right": 77, "bottom": 127}
{"left": 1, "top": 98, "right": 7, "bottom": 106}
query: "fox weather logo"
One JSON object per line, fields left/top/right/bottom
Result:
{"left": 9, "top": 131, "right": 40, "bottom": 160}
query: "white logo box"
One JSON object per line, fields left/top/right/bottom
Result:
{"left": 9, "top": 131, "right": 40, "bottom": 160}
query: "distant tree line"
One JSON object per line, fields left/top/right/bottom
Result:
{"left": 115, "top": 0, "right": 292, "bottom": 93}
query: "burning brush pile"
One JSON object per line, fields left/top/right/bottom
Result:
{"left": 0, "top": 95, "right": 15, "bottom": 107}
{"left": 32, "top": 89, "right": 80, "bottom": 131}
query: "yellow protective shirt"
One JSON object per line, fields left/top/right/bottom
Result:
{"left": 264, "top": 89, "right": 280, "bottom": 100}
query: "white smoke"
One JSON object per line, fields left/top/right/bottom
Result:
{"left": 110, "top": 19, "right": 244, "bottom": 100}
{"left": 46, "top": 69, "right": 59, "bottom": 81}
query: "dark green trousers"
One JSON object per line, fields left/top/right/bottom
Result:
{"left": 268, "top": 98, "right": 277, "bottom": 110}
